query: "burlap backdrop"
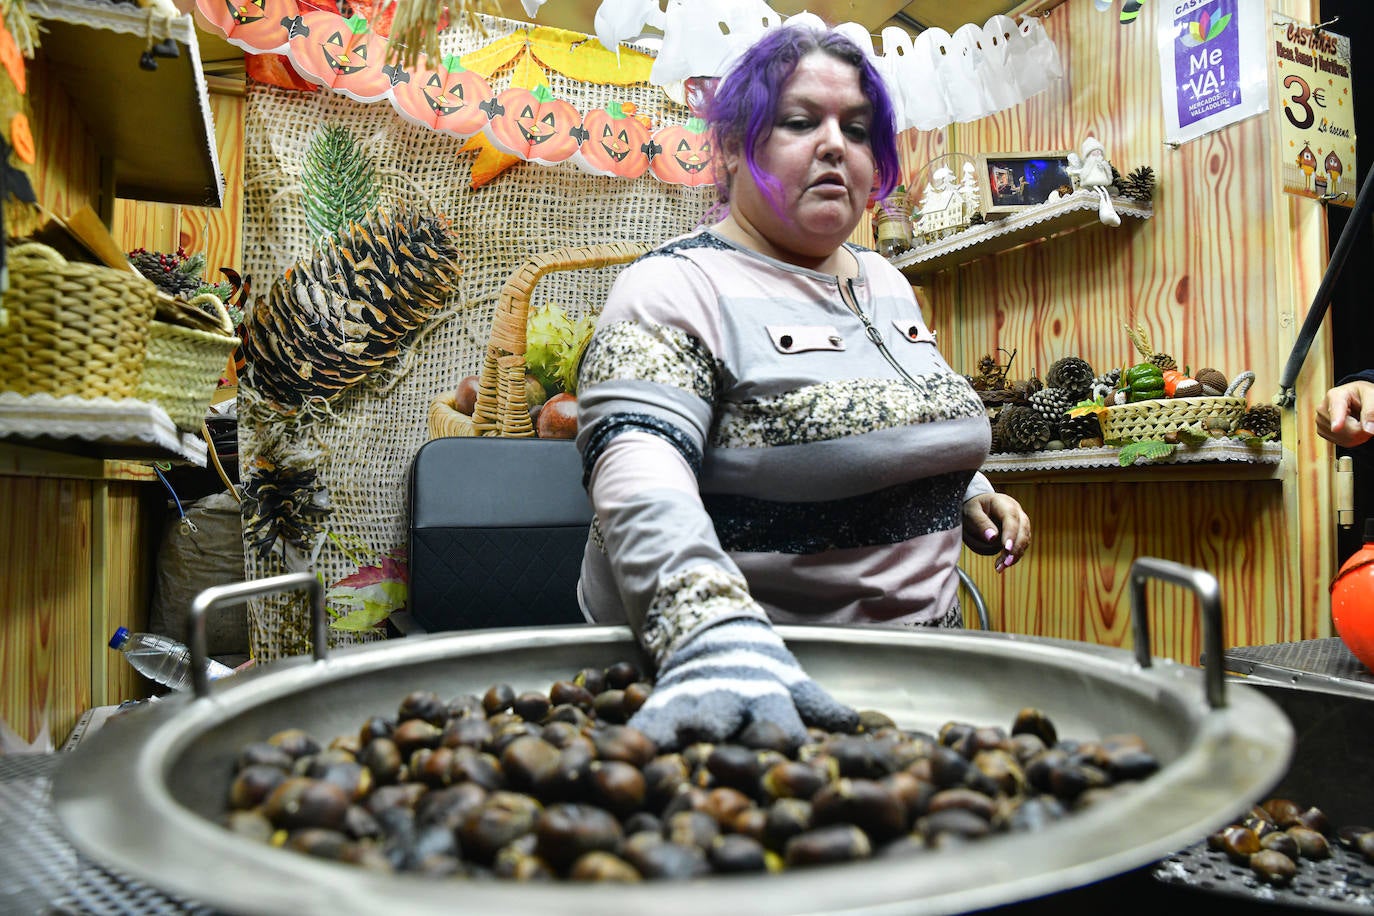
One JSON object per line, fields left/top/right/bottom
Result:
{"left": 240, "top": 14, "right": 712, "bottom": 660}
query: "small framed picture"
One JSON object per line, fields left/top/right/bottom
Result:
{"left": 977, "top": 151, "right": 1075, "bottom": 218}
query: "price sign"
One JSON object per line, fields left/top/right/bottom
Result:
{"left": 1273, "top": 13, "right": 1356, "bottom": 206}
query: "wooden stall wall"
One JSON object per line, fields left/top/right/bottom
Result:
{"left": 878, "top": 0, "right": 1332, "bottom": 663}
{"left": 0, "top": 70, "right": 243, "bottom": 746}
{"left": 113, "top": 88, "right": 246, "bottom": 277}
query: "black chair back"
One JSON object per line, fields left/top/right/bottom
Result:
{"left": 408, "top": 437, "right": 591, "bottom": 632}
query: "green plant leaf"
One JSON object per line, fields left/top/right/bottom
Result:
{"left": 1117, "top": 439, "right": 1177, "bottom": 466}
{"left": 1176, "top": 424, "right": 1209, "bottom": 446}
{"left": 301, "top": 124, "right": 380, "bottom": 243}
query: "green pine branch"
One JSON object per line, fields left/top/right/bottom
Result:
{"left": 301, "top": 124, "right": 380, "bottom": 243}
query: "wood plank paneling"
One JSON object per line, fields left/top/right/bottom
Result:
{"left": 892, "top": 0, "right": 1331, "bottom": 664}
{"left": 0, "top": 476, "right": 92, "bottom": 746}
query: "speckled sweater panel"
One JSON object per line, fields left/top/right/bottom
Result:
{"left": 574, "top": 229, "right": 992, "bottom": 664}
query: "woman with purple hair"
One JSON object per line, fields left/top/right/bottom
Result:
{"left": 573, "top": 23, "right": 1031, "bottom": 751}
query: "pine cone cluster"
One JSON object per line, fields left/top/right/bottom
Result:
{"left": 1028, "top": 386, "right": 1076, "bottom": 439}
{"left": 128, "top": 246, "right": 205, "bottom": 299}
{"left": 994, "top": 404, "right": 1051, "bottom": 453}
{"left": 1236, "top": 405, "right": 1281, "bottom": 440}
{"left": 1119, "top": 166, "right": 1156, "bottom": 202}
{"left": 241, "top": 206, "right": 463, "bottom": 409}
{"left": 1045, "top": 356, "right": 1094, "bottom": 401}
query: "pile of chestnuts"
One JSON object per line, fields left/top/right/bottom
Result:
{"left": 222, "top": 660, "right": 1161, "bottom": 881}
{"left": 1209, "top": 798, "right": 1374, "bottom": 887}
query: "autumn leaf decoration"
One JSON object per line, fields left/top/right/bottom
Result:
{"left": 328, "top": 547, "right": 408, "bottom": 631}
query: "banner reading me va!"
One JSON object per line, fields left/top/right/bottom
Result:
{"left": 1158, "top": 0, "right": 1269, "bottom": 145}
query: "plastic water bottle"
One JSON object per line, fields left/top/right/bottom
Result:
{"left": 108, "top": 627, "right": 236, "bottom": 690}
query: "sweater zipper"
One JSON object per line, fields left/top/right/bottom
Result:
{"left": 840, "top": 277, "right": 920, "bottom": 388}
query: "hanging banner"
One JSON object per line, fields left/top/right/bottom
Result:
{"left": 1157, "top": 0, "right": 1269, "bottom": 145}
{"left": 1273, "top": 14, "right": 1356, "bottom": 206}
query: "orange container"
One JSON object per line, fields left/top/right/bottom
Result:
{"left": 1331, "top": 518, "right": 1374, "bottom": 671}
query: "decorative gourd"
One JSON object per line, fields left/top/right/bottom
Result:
{"left": 392, "top": 54, "right": 493, "bottom": 137}
{"left": 650, "top": 117, "right": 715, "bottom": 186}
{"left": 484, "top": 83, "right": 582, "bottom": 164}
{"left": 289, "top": 12, "right": 393, "bottom": 102}
{"left": 577, "top": 101, "right": 651, "bottom": 178}
{"left": 197, "top": 0, "right": 299, "bottom": 53}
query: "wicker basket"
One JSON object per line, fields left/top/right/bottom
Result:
{"left": 0, "top": 242, "right": 161, "bottom": 398}
{"left": 428, "top": 387, "right": 477, "bottom": 438}
{"left": 443, "top": 241, "right": 650, "bottom": 438}
{"left": 135, "top": 293, "right": 240, "bottom": 431}
{"left": 1099, "top": 371, "right": 1255, "bottom": 443}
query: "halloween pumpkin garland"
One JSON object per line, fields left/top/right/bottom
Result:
{"left": 195, "top": 0, "right": 721, "bottom": 186}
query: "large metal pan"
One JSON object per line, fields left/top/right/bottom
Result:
{"left": 53, "top": 559, "right": 1293, "bottom": 915}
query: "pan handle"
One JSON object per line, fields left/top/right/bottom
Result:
{"left": 187, "top": 572, "right": 326, "bottom": 699}
{"left": 1129, "top": 557, "right": 1226, "bottom": 709}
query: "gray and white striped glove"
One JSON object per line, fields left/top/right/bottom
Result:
{"left": 627, "top": 618, "right": 859, "bottom": 751}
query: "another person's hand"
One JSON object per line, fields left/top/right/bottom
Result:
{"left": 1317, "top": 380, "right": 1374, "bottom": 448}
{"left": 962, "top": 492, "right": 1031, "bottom": 573}
{"left": 626, "top": 618, "right": 858, "bottom": 751}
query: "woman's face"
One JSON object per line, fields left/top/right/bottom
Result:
{"left": 724, "top": 52, "right": 877, "bottom": 268}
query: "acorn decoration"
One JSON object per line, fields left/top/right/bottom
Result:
{"left": 1194, "top": 368, "right": 1228, "bottom": 397}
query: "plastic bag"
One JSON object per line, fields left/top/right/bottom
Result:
{"left": 148, "top": 490, "right": 249, "bottom": 660}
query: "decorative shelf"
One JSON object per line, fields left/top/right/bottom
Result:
{"left": 891, "top": 190, "right": 1153, "bottom": 280}
{"left": 28, "top": 0, "right": 223, "bottom": 207}
{"left": 0, "top": 393, "right": 207, "bottom": 465}
{"left": 981, "top": 439, "right": 1282, "bottom": 483}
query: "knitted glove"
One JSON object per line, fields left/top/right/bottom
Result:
{"left": 627, "top": 618, "right": 858, "bottom": 751}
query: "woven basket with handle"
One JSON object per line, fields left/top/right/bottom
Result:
{"left": 1100, "top": 371, "right": 1255, "bottom": 443}
{"left": 0, "top": 242, "right": 161, "bottom": 398}
{"left": 428, "top": 241, "right": 650, "bottom": 439}
{"left": 135, "top": 292, "right": 240, "bottom": 432}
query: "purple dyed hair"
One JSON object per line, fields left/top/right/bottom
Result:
{"left": 703, "top": 24, "right": 901, "bottom": 212}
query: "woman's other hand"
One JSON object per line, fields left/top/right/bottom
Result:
{"left": 1317, "top": 380, "right": 1374, "bottom": 448}
{"left": 962, "top": 493, "right": 1030, "bottom": 573}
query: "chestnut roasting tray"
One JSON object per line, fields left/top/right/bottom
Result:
{"left": 52, "top": 560, "right": 1294, "bottom": 916}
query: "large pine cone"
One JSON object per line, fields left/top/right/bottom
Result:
{"left": 996, "top": 404, "right": 1051, "bottom": 452}
{"left": 1061, "top": 413, "right": 1102, "bottom": 446}
{"left": 1045, "top": 357, "right": 1094, "bottom": 401}
{"left": 242, "top": 206, "right": 464, "bottom": 409}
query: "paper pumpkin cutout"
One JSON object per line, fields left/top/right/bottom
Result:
{"left": 484, "top": 83, "right": 582, "bottom": 164}
{"left": 577, "top": 101, "right": 651, "bottom": 178}
{"left": 650, "top": 117, "right": 714, "bottom": 187}
{"left": 197, "top": 0, "right": 297, "bottom": 53}
{"left": 289, "top": 12, "right": 393, "bottom": 101}
{"left": 392, "top": 54, "right": 493, "bottom": 137}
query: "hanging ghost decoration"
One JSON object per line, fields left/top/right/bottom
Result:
{"left": 593, "top": 0, "right": 665, "bottom": 58}
{"left": 972, "top": 17, "right": 1021, "bottom": 112}
{"left": 650, "top": 0, "right": 780, "bottom": 85}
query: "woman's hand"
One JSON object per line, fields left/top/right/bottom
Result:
{"left": 1317, "top": 380, "right": 1374, "bottom": 448}
{"left": 626, "top": 618, "right": 858, "bottom": 751}
{"left": 962, "top": 493, "right": 1031, "bottom": 573}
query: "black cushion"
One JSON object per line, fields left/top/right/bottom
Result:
{"left": 408, "top": 437, "right": 592, "bottom": 632}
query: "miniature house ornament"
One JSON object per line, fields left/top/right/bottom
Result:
{"left": 1073, "top": 136, "right": 1121, "bottom": 227}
